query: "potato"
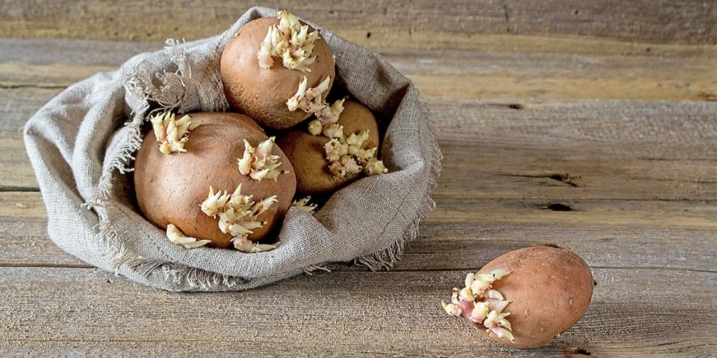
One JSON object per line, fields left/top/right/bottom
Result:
{"left": 276, "top": 99, "right": 381, "bottom": 195}
{"left": 134, "top": 111, "right": 296, "bottom": 249}
{"left": 221, "top": 12, "right": 336, "bottom": 130}
{"left": 442, "top": 246, "right": 594, "bottom": 349}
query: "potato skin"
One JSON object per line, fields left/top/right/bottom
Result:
{"left": 133, "top": 112, "right": 297, "bottom": 248}
{"left": 336, "top": 100, "right": 381, "bottom": 149}
{"left": 220, "top": 17, "right": 335, "bottom": 129}
{"left": 477, "top": 246, "right": 594, "bottom": 349}
{"left": 275, "top": 100, "right": 380, "bottom": 195}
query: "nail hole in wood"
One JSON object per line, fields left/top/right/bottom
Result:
{"left": 366, "top": 32, "right": 372, "bottom": 38}
{"left": 575, "top": 347, "right": 591, "bottom": 355}
{"left": 546, "top": 203, "right": 572, "bottom": 212}
{"left": 548, "top": 173, "right": 580, "bottom": 187}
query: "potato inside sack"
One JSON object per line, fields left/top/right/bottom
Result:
{"left": 220, "top": 10, "right": 336, "bottom": 130}
{"left": 276, "top": 99, "right": 388, "bottom": 196}
{"left": 442, "top": 246, "right": 594, "bottom": 349}
{"left": 133, "top": 111, "right": 297, "bottom": 252}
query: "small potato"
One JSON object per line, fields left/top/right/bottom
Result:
{"left": 276, "top": 99, "right": 380, "bottom": 195}
{"left": 221, "top": 13, "right": 335, "bottom": 129}
{"left": 134, "top": 112, "right": 296, "bottom": 249}
{"left": 442, "top": 246, "right": 594, "bottom": 349}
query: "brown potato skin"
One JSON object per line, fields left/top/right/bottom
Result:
{"left": 133, "top": 112, "right": 297, "bottom": 248}
{"left": 275, "top": 100, "right": 380, "bottom": 195}
{"left": 338, "top": 100, "right": 381, "bottom": 149}
{"left": 220, "top": 17, "right": 336, "bottom": 130}
{"left": 477, "top": 246, "right": 594, "bottom": 349}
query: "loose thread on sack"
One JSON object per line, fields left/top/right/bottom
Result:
{"left": 74, "top": 18, "right": 442, "bottom": 291}
{"left": 354, "top": 102, "right": 442, "bottom": 271}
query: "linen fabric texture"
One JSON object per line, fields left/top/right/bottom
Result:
{"left": 23, "top": 7, "right": 441, "bottom": 291}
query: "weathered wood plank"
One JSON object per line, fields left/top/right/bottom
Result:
{"left": 0, "top": 63, "right": 114, "bottom": 89}
{"left": 0, "top": 216, "right": 84, "bottom": 268}
{"left": 0, "top": 38, "right": 157, "bottom": 88}
{"left": 0, "top": 267, "right": 714, "bottom": 357}
{"left": 3, "top": 191, "right": 715, "bottom": 272}
{"left": 0, "top": 137, "right": 36, "bottom": 190}
{"left": 0, "top": 87, "right": 63, "bottom": 136}
{"left": 433, "top": 99, "right": 717, "bottom": 202}
{"left": 0, "top": 38, "right": 159, "bottom": 65}
{"left": 436, "top": 145, "right": 717, "bottom": 201}
{"left": 3, "top": 38, "right": 717, "bottom": 101}
{"left": 0, "top": 191, "right": 87, "bottom": 267}
{"left": 2, "top": 3, "right": 716, "bottom": 357}
{"left": 415, "top": 195, "right": 717, "bottom": 273}
{"left": 5, "top": 91, "right": 717, "bottom": 199}
{"left": 409, "top": 223, "right": 717, "bottom": 273}
{"left": 0, "top": 86, "right": 57, "bottom": 189}
{"left": 6, "top": 87, "right": 715, "bottom": 210}
{"left": 0, "top": 192, "right": 46, "bottom": 218}
{"left": 1, "top": 1, "right": 716, "bottom": 45}
{"left": 4, "top": 97, "right": 717, "bottom": 272}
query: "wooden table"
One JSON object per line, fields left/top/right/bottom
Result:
{"left": 2, "top": 1, "right": 716, "bottom": 356}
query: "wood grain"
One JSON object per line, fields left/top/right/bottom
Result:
{"left": 3, "top": 56, "right": 716, "bottom": 273}
{"left": 0, "top": 192, "right": 45, "bottom": 219}
{"left": 2, "top": 38, "right": 716, "bottom": 194}
{"left": 3, "top": 191, "right": 715, "bottom": 273}
{"left": 0, "top": 137, "right": 37, "bottom": 190}
{"left": 5, "top": 92, "right": 717, "bottom": 199}
{"left": 410, "top": 223, "right": 717, "bottom": 273}
{"left": 3, "top": 38, "right": 717, "bottom": 101}
{"left": 1, "top": 267, "right": 714, "bottom": 357}
{"left": 0, "top": 86, "right": 56, "bottom": 189}
{"left": 1, "top": 1, "right": 716, "bottom": 45}
{"left": 2, "top": 3, "right": 717, "bottom": 355}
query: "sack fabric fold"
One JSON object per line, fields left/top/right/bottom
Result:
{"left": 23, "top": 6, "right": 442, "bottom": 292}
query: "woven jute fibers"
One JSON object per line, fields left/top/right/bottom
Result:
{"left": 23, "top": 7, "right": 442, "bottom": 292}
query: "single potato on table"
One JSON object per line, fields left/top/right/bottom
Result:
{"left": 442, "top": 246, "right": 594, "bottom": 349}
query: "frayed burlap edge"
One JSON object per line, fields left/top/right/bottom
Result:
{"left": 353, "top": 103, "right": 442, "bottom": 271}
{"left": 85, "top": 37, "right": 243, "bottom": 290}
{"left": 80, "top": 7, "right": 442, "bottom": 290}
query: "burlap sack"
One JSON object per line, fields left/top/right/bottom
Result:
{"left": 23, "top": 6, "right": 442, "bottom": 292}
